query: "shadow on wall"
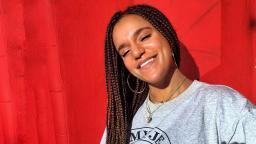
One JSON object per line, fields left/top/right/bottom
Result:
{"left": 179, "top": 42, "right": 200, "bottom": 80}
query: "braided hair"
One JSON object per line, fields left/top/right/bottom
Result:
{"left": 104, "top": 4, "right": 180, "bottom": 144}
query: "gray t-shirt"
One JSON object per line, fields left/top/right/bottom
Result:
{"left": 100, "top": 80, "right": 256, "bottom": 144}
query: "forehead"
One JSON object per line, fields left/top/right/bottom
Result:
{"left": 112, "top": 14, "right": 153, "bottom": 42}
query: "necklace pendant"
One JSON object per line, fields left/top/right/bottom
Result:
{"left": 147, "top": 116, "right": 152, "bottom": 123}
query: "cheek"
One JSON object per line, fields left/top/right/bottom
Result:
{"left": 146, "top": 35, "right": 169, "bottom": 53}
{"left": 144, "top": 39, "right": 162, "bottom": 50}
{"left": 156, "top": 39, "right": 173, "bottom": 65}
{"left": 123, "top": 60, "right": 140, "bottom": 78}
{"left": 157, "top": 37, "right": 172, "bottom": 54}
{"left": 123, "top": 58, "right": 134, "bottom": 71}
{"left": 162, "top": 44, "right": 172, "bottom": 57}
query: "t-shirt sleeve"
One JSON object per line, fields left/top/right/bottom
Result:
{"left": 216, "top": 86, "right": 256, "bottom": 144}
{"left": 231, "top": 108, "right": 256, "bottom": 144}
{"left": 100, "top": 128, "right": 107, "bottom": 144}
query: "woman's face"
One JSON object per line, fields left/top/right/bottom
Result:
{"left": 113, "top": 14, "right": 175, "bottom": 86}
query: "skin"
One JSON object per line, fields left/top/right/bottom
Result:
{"left": 113, "top": 14, "right": 192, "bottom": 103}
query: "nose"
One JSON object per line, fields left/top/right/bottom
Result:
{"left": 132, "top": 45, "right": 145, "bottom": 59}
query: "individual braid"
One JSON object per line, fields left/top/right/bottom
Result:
{"left": 104, "top": 4, "right": 180, "bottom": 144}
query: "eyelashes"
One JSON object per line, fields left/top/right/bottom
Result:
{"left": 140, "top": 34, "right": 151, "bottom": 41}
{"left": 122, "top": 50, "right": 129, "bottom": 57}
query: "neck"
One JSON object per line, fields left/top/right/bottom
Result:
{"left": 148, "top": 69, "right": 192, "bottom": 103}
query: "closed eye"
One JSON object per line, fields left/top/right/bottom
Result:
{"left": 141, "top": 34, "right": 151, "bottom": 41}
{"left": 121, "top": 50, "right": 130, "bottom": 57}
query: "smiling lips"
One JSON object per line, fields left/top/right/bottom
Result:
{"left": 138, "top": 57, "right": 155, "bottom": 69}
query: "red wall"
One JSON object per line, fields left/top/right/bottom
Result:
{"left": 0, "top": 0, "right": 255, "bottom": 144}
{"left": 57, "top": 1, "right": 256, "bottom": 143}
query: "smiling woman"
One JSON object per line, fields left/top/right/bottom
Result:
{"left": 101, "top": 4, "right": 256, "bottom": 144}
{"left": 113, "top": 15, "right": 179, "bottom": 88}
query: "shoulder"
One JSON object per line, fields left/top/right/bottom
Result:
{"left": 196, "top": 80, "right": 255, "bottom": 118}
{"left": 194, "top": 82, "right": 256, "bottom": 143}
{"left": 196, "top": 81, "right": 247, "bottom": 104}
{"left": 196, "top": 80, "right": 241, "bottom": 97}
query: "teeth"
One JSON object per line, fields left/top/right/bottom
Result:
{"left": 140, "top": 58, "right": 154, "bottom": 68}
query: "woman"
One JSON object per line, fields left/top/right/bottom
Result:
{"left": 101, "top": 4, "right": 256, "bottom": 144}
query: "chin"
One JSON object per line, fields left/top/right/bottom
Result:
{"left": 143, "top": 75, "right": 166, "bottom": 87}
{"left": 146, "top": 69, "right": 174, "bottom": 87}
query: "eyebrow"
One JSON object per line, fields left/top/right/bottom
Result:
{"left": 117, "top": 26, "right": 152, "bottom": 51}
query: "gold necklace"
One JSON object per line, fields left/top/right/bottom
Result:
{"left": 146, "top": 77, "right": 187, "bottom": 123}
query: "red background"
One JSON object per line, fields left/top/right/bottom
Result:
{"left": 0, "top": 0, "right": 255, "bottom": 144}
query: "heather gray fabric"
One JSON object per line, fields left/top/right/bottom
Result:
{"left": 100, "top": 80, "right": 256, "bottom": 144}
